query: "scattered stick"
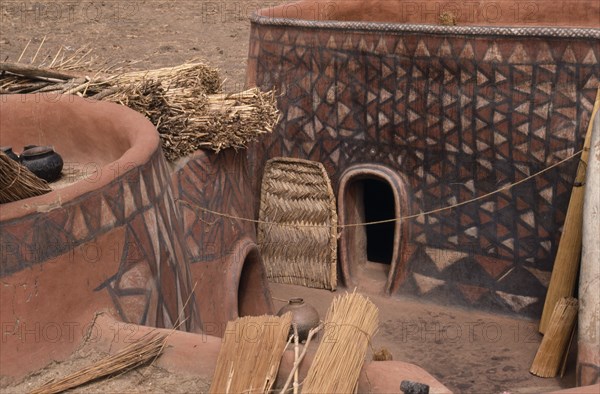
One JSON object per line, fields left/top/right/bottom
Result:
{"left": 279, "top": 323, "right": 323, "bottom": 394}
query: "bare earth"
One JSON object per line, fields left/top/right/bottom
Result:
{"left": 0, "top": 1, "right": 577, "bottom": 393}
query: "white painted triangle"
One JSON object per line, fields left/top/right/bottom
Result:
{"left": 462, "top": 143, "right": 473, "bottom": 154}
{"left": 438, "top": 39, "right": 452, "bottom": 57}
{"left": 483, "top": 43, "right": 503, "bottom": 62}
{"left": 465, "top": 226, "right": 478, "bottom": 237}
{"left": 378, "top": 112, "right": 390, "bottom": 127}
{"left": 517, "top": 123, "right": 530, "bottom": 134}
{"left": 520, "top": 211, "right": 535, "bottom": 228}
{"left": 337, "top": 102, "right": 351, "bottom": 120}
{"left": 524, "top": 266, "right": 552, "bottom": 288}
{"left": 478, "top": 158, "right": 492, "bottom": 170}
{"left": 465, "top": 180, "right": 475, "bottom": 193}
{"left": 443, "top": 118, "right": 455, "bottom": 133}
{"left": 448, "top": 236, "right": 458, "bottom": 245}
{"left": 496, "top": 291, "right": 538, "bottom": 312}
{"left": 414, "top": 273, "right": 445, "bottom": 294}
{"left": 562, "top": 45, "right": 577, "bottom": 63}
{"left": 144, "top": 207, "right": 160, "bottom": 263}
{"left": 408, "top": 109, "right": 420, "bottom": 123}
{"left": 343, "top": 36, "right": 353, "bottom": 50}
{"left": 380, "top": 89, "right": 393, "bottom": 102}
{"left": 493, "top": 111, "right": 506, "bottom": 124}
{"left": 534, "top": 103, "right": 550, "bottom": 120}
{"left": 515, "top": 102, "right": 529, "bottom": 115}
{"left": 100, "top": 197, "right": 117, "bottom": 228}
{"left": 460, "top": 42, "right": 475, "bottom": 59}
{"left": 327, "top": 35, "right": 337, "bottom": 49}
{"left": 475, "top": 118, "right": 487, "bottom": 131}
{"left": 481, "top": 201, "right": 495, "bottom": 212}
{"left": 476, "top": 140, "right": 489, "bottom": 151}
{"left": 476, "top": 96, "right": 490, "bottom": 109}
{"left": 123, "top": 182, "right": 136, "bottom": 219}
{"left": 536, "top": 43, "right": 554, "bottom": 63}
{"left": 367, "top": 91, "right": 377, "bottom": 103}
{"left": 540, "top": 187, "right": 553, "bottom": 204}
{"left": 376, "top": 38, "right": 388, "bottom": 54}
{"left": 508, "top": 43, "right": 530, "bottom": 64}
{"left": 460, "top": 94, "right": 472, "bottom": 108}
{"left": 496, "top": 71, "right": 507, "bottom": 83}
{"left": 477, "top": 71, "right": 489, "bottom": 85}
{"left": 425, "top": 248, "right": 468, "bottom": 272}
{"left": 445, "top": 143, "right": 459, "bottom": 153}
{"left": 584, "top": 75, "right": 600, "bottom": 89}
{"left": 502, "top": 238, "right": 514, "bottom": 250}
{"left": 395, "top": 39, "right": 407, "bottom": 55}
{"left": 71, "top": 206, "right": 89, "bottom": 239}
{"left": 409, "top": 89, "right": 418, "bottom": 103}
{"left": 582, "top": 48, "right": 597, "bottom": 64}
{"left": 415, "top": 40, "right": 430, "bottom": 56}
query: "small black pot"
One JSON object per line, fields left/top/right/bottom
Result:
{"left": 20, "top": 146, "right": 63, "bottom": 182}
{"left": 23, "top": 144, "right": 38, "bottom": 151}
{"left": 0, "top": 146, "right": 19, "bottom": 162}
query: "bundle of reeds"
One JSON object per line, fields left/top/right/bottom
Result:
{"left": 0, "top": 151, "right": 51, "bottom": 204}
{"left": 302, "top": 292, "right": 379, "bottom": 393}
{"left": 1, "top": 49, "right": 280, "bottom": 161}
{"left": 531, "top": 297, "right": 578, "bottom": 378}
{"left": 209, "top": 313, "right": 292, "bottom": 394}
{"left": 30, "top": 332, "right": 167, "bottom": 394}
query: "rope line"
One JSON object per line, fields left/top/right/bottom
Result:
{"left": 177, "top": 149, "right": 583, "bottom": 229}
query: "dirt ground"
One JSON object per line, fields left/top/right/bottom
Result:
{"left": 1, "top": 0, "right": 288, "bottom": 92}
{"left": 0, "top": 1, "right": 582, "bottom": 393}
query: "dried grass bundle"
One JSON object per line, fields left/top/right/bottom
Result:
{"left": 0, "top": 152, "right": 51, "bottom": 204}
{"left": 302, "top": 292, "right": 379, "bottom": 393}
{"left": 30, "top": 332, "right": 167, "bottom": 394}
{"left": 209, "top": 314, "right": 292, "bottom": 394}
{"left": 1, "top": 51, "right": 280, "bottom": 161}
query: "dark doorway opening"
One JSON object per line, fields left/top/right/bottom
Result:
{"left": 363, "top": 178, "right": 395, "bottom": 264}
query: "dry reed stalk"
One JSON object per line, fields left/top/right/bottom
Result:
{"left": 209, "top": 314, "right": 293, "bottom": 394}
{"left": 0, "top": 152, "right": 51, "bottom": 204}
{"left": 531, "top": 297, "right": 578, "bottom": 378}
{"left": 29, "top": 332, "right": 167, "bottom": 394}
{"left": 302, "top": 292, "right": 379, "bottom": 394}
{"left": 539, "top": 89, "right": 600, "bottom": 333}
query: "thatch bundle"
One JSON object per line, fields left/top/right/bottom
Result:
{"left": 0, "top": 151, "right": 51, "bottom": 204}
{"left": 1, "top": 52, "right": 279, "bottom": 161}
{"left": 209, "top": 314, "right": 292, "bottom": 394}
{"left": 30, "top": 332, "right": 167, "bottom": 394}
{"left": 302, "top": 292, "right": 379, "bottom": 393}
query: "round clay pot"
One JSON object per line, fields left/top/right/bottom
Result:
{"left": 23, "top": 144, "right": 38, "bottom": 152}
{"left": 20, "top": 146, "right": 64, "bottom": 182}
{"left": 1, "top": 146, "right": 19, "bottom": 162}
{"left": 277, "top": 298, "right": 320, "bottom": 341}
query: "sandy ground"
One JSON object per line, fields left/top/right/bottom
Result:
{"left": 0, "top": 1, "right": 580, "bottom": 393}
{"left": 270, "top": 281, "right": 579, "bottom": 394}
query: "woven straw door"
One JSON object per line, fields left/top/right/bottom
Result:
{"left": 258, "top": 157, "right": 337, "bottom": 290}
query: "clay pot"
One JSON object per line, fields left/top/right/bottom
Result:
{"left": 23, "top": 145, "right": 38, "bottom": 152}
{"left": 1, "top": 147, "right": 19, "bottom": 162}
{"left": 20, "top": 146, "right": 64, "bottom": 182}
{"left": 277, "top": 298, "right": 320, "bottom": 341}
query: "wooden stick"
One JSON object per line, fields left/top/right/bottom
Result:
{"left": 293, "top": 324, "right": 299, "bottom": 394}
{"left": 539, "top": 89, "right": 600, "bottom": 333}
{"left": 279, "top": 324, "right": 323, "bottom": 394}
{"left": 531, "top": 297, "right": 578, "bottom": 378}
{"left": 0, "top": 62, "right": 77, "bottom": 81}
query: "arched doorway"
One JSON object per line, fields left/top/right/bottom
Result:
{"left": 338, "top": 165, "right": 410, "bottom": 294}
{"left": 237, "top": 245, "right": 272, "bottom": 317}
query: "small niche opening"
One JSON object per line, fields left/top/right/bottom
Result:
{"left": 363, "top": 178, "right": 396, "bottom": 264}
{"left": 237, "top": 248, "right": 265, "bottom": 317}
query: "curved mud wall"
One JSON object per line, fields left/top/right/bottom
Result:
{"left": 172, "top": 149, "right": 273, "bottom": 336}
{"left": 0, "top": 95, "right": 200, "bottom": 377}
{"left": 247, "top": 3, "right": 600, "bottom": 317}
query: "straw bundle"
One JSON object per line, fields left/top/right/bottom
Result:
{"left": 531, "top": 297, "right": 578, "bottom": 378}
{"left": 209, "top": 313, "right": 292, "bottom": 394}
{"left": 0, "top": 151, "right": 51, "bottom": 204}
{"left": 1, "top": 55, "right": 280, "bottom": 161}
{"left": 302, "top": 292, "right": 379, "bottom": 393}
{"left": 30, "top": 332, "right": 167, "bottom": 394}
{"left": 539, "top": 89, "right": 600, "bottom": 333}
{"left": 258, "top": 158, "right": 338, "bottom": 290}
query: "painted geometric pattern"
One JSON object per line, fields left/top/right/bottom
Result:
{"left": 0, "top": 149, "right": 199, "bottom": 332}
{"left": 250, "top": 24, "right": 599, "bottom": 317}
{"left": 174, "top": 149, "right": 257, "bottom": 264}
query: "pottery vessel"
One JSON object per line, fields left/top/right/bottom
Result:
{"left": 0, "top": 146, "right": 19, "bottom": 162}
{"left": 277, "top": 298, "right": 320, "bottom": 341}
{"left": 19, "top": 146, "right": 63, "bottom": 182}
